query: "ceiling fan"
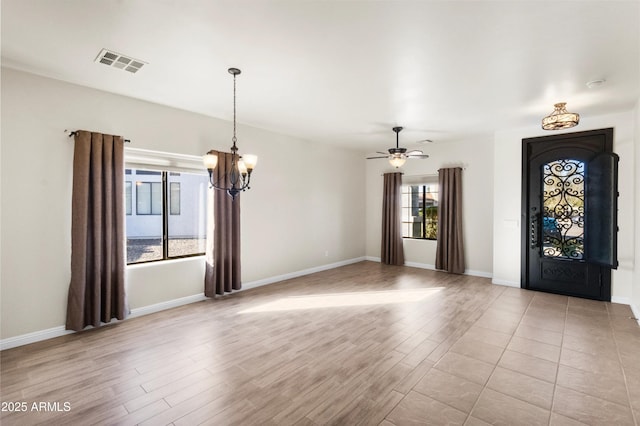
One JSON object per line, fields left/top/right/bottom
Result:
{"left": 366, "top": 126, "right": 430, "bottom": 168}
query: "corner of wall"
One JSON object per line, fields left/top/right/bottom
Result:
{"left": 632, "top": 96, "right": 640, "bottom": 312}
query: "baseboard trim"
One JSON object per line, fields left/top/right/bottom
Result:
{"left": 0, "top": 256, "right": 367, "bottom": 350}
{"left": 622, "top": 299, "right": 640, "bottom": 326}
{"left": 5, "top": 256, "right": 632, "bottom": 350}
{"left": 464, "top": 269, "right": 493, "bottom": 279}
{"left": 492, "top": 279, "right": 521, "bottom": 288}
{"left": 368, "top": 257, "right": 492, "bottom": 279}
{"left": 0, "top": 293, "right": 209, "bottom": 351}
{"left": 404, "top": 261, "right": 436, "bottom": 270}
{"left": 242, "top": 257, "right": 367, "bottom": 291}
{"left": 129, "top": 293, "right": 208, "bottom": 318}
{"left": 0, "top": 326, "right": 75, "bottom": 351}
{"left": 611, "top": 296, "right": 630, "bottom": 305}
{"left": 611, "top": 297, "right": 640, "bottom": 326}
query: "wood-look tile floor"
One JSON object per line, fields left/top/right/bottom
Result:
{"left": 2, "top": 261, "right": 640, "bottom": 425}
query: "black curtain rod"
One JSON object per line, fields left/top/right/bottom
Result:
{"left": 65, "top": 130, "right": 131, "bottom": 143}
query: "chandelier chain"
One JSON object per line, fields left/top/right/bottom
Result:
{"left": 232, "top": 72, "right": 237, "bottom": 147}
{"left": 203, "top": 67, "right": 256, "bottom": 200}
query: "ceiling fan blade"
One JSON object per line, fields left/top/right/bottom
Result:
{"left": 366, "top": 156, "right": 390, "bottom": 160}
{"left": 405, "top": 150, "right": 423, "bottom": 156}
{"left": 407, "top": 154, "right": 430, "bottom": 159}
{"left": 377, "top": 151, "right": 389, "bottom": 155}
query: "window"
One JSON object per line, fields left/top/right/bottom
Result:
{"left": 136, "top": 182, "right": 162, "bottom": 215}
{"left": 125, "top": 168, "right": 208, "bottom": 264}
{"left": 401, "top": 183, "right": 439, "bottom": 239}
{"left": 169, "top": 182, "right": 180, "bottom": 215}
{"left": 542, "top": 159, "right": 584, "bottom": 260}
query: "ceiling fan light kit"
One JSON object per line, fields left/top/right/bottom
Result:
{"left": 541, "top": 102, "right": 580, "bottom": 130}
{"left": 366, "top": 126, "right": 429, "bottom": 168}
{"left": 389, "top": 154, "right": 407, "bottom": 168}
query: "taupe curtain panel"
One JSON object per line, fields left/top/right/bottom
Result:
{"left": 381, "top": 172, "right": 405, "bottom": 265}
{"left": 205, "top": 151, "right": 241, "bottom": 296}
{"left": 435, "top": 167, "right": 465, "bottom": 274}
{"left": 66, "top": 131, "right": 127, "bottom": 331}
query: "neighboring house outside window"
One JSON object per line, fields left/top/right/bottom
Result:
{"left": 125, "top": 182, "right": 132, "bottom": 215}
{"left": 124, "top": 159, "right": 208, "bottom": 264}
{"left": 170, "top": 182, "right": 181, "bottom": 215}
{"left": 401, "top": 182, "right": 439, "bottom": 240}
{"left": 136, "top": 181, "right": 162, "bottom": 215}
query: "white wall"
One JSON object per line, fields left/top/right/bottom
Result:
{"left": 0, "top": 68, "right": 365, "bottom": 340}
{"left": 365, "top": 137, "right": 494, "bottom": 276}
{"left": 492, "top": 111, "right": 636, "bottom": 302}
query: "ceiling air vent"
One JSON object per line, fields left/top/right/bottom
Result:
{"left": 94, "top": 49, "right": 146, "bottom": 74}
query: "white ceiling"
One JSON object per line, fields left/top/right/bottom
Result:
{"left": 2, "top": 0, "right": 639, "bottom": 153}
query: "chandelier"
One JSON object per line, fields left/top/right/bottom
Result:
{"left": 203, "top": 68, "right": 257, "bottom": 199}
{"left": 542, "top": 102, "right": 580, "bottom": 130}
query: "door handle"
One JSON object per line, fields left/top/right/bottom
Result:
{"left": 530, "top": 210, "right": 540, "bottom": 249}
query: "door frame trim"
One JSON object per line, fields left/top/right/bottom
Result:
{"left": 520, "top": 128, "right": 614, "bottom": 299}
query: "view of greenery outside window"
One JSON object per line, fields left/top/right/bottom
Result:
{"left": 401, "top": 183, "right": 439, "bottom": 239}
{"left": 125, "top": 168, "right": 208, "bottom": 264}
{"left": 542, "top": 159, "right": 585, "bottom": 259}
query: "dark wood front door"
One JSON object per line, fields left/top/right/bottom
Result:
{"left": 521, "top": 128, "right": 618, "bottom": 301}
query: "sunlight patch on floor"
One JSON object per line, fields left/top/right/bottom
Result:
{"left": 238, "top": 288, "right": 444, "bottom": 313}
